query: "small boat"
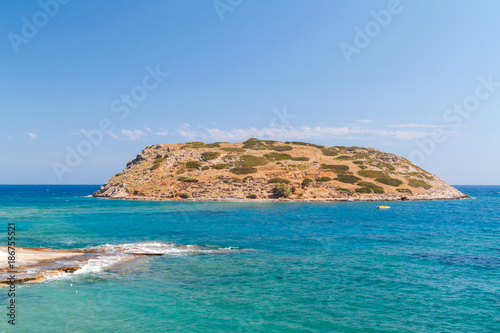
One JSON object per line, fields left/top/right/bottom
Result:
{"left": 377, "top": 206, "right": 390, "bottom": 209}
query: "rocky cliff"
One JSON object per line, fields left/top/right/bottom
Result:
{"left": 93, "top": 138, "right": 467, "bottom": 201}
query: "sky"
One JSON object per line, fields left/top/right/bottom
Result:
{"left": 1, "top": 0, "right": 500, "bottom": 185}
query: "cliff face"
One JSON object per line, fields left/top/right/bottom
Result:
{"left": 93, "top": 138, "right": 467, "bottom": 201}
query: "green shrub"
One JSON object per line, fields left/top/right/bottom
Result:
{"left": 352, "top": 152, "right": 370, "bottom": 159}
{"left": 408, "top": 178, "right": 432, "bottom": 189}
{"left": 397, "top": 188, "right": 413, "bottom": 194}
{"left": 202, "top": 166, "right": 209, "bottom": 171}
{"left": 375, "top": 177, "right": 403, "bottom": 187}
{"left": 185, "top": 161, "right": 201, "bottom": 169}
{"left": 204, "top": 143, "right": 221, "bottom": 148}
{"left": 246, "top": 194, "right": 257, "bottom": 199}
{"left": 357, "top": 181, "right": 384, "bottom": 194}
{"left": 236, "top": 155, "right": 268, "bottom": 167}
{"left": 376, "top": 161, "right": 395, "bottom": 171}
{"left": 358, "top": 181, "right": 376, "bottom": 187}
{"left": 264, "top": 153, "right": 292, "bottom": 161}
{"left": 150, "top": 163, "right": 161, "bottom": 171}
{"left": 201, "top": 152, "right": 221, "bottom": 161}
{"left": 223, "top": 179, "right": 231, "bottom": 184}
{"left": 153, "top": 158, "right": 165, "bottom": 164}
{"left": 177, "top": 177, "right": 198, "bottom": 182}
{"left": 320, "top": 164, "right": 349, "bottom": 174}
{"left": 291, "top": 156, "right": 310, "bottom": 161}
{"left": 181, "top": 142, "right": 220, "bottom": 149}
{"left": 267, "top": 177, "right": 290, "bottom": 184}
{"left": 358, "top": 170, "right": 387, "bottom": 178}
{"left": 212, "top": 163, "right": 232, "bottom": 170}
{"left": 222, "top": 147, "right": 246, "bottom": 152}
{"left": 291, "top": 187, "right": 296, "bottom": 193}
{"left": 335, "top": 155, "right": 353, "bottom": 160}
{"left": 336, "top": 187, "right": 350, "bottom": 192}
{"left": 336, "top": 175, "right": 362, "bottom": 184}
{"left": 321, "top": 147, "right": 338, "bottom": 156}
{"left": 301, "top": 178, "right": 313, "bottom": 187}
{"left": 242, "top": 138, "right": 270, "bottom": 150}
{"left": 402, "top": 171, "right": 433, "bottom": 180}
{"left": 272, "top": 145, "right": 293, "bottom": 152}
{"left": 353, "top": 161, "right": 364, "bottom": 165}
{"left": 290, "top": 141, "right": 325, "bottom": 149}
{"left": 229, "top": 167, "right": 257, "bottom": 175}
{"left": 355, "top": 187, "right": 372, "bottom": 194}
{"left": 181, "top": 142, "right": 206, "bottom": 149}
{"left": 272, "top": 183, "right": 291, "bottom": 197}
{"left": 316, "top": 176, "right": 332, "bottom": 182}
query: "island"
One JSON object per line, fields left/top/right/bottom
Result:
{"left": 93, "top": 138, "right": 467, "bottom": 201}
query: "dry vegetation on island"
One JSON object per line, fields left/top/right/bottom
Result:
{"left": 93, "top": 138, "right": 467, "bottom": 201}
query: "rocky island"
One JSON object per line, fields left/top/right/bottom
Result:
{"left": 93, "top": 138, "right": 467, "bottom": 201}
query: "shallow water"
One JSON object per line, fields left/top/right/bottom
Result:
{"left": 0, "top": 185, "right": 499, "bottom": 332}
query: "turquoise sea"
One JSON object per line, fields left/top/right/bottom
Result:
{"left": 0, "top": 185, "right": 499, "bottom": 332}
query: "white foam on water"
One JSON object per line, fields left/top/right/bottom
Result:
{"left": 61, "top": 239, "right": 76, "bottom": 245}
{"left": 73, "top": 255, "right": 125, "bottom": 275}
{"left": 64, "top": 242, "right": 240, "bottom": 278}
{"left": 99, "top": 241, "right": 238, "bottom": 255}
{"left": 39, "top": 242, "right": 242, "bottom": 282}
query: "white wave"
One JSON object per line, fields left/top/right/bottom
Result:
{"left": 71, "top": 242, "right": 239, "bottom": 276}
{"left": 39, "top": 242, "right": 242, "bottom": 282}
{"left": 61, "top": 239, "right": 76, "bottom": 245}
{"left": 98, "top": 241, "right": 237, "bottom": 255}
{"left": 73, "top": 255, "right": 125, "bottom": 275}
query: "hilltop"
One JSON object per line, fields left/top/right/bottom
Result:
{"left": 93, "top": 138, "right": 467, "bottom": 201}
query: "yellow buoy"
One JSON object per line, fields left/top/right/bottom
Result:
{"left": 377, "top": 206, "right": 390, "bottom": 209}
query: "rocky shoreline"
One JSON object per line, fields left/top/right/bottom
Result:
{"left": 0, "top": 244, "right": 246, "bottom": 286}
{"left": 94, "top": 193, "right": 469, "bottom": 202}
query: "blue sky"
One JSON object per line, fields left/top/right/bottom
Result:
{"left": 1, "top": 0, "right": 500, "bottom": 185}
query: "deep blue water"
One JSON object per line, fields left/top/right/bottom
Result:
{"left": 0, "top": 185, "right": 499, "bottom": 332}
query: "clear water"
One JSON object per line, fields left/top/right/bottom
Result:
{"left": 0, "top": 185, "right": 499, "bottom": 332}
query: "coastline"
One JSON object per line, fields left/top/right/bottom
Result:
{"left": 0, "top": 244, "right": 247, "bottom": 286}
{"left": 92, "top": 192, "right": 470, "bottom": 203}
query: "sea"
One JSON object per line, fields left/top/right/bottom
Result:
{"left": 0, "top": 185, "right": 498, "bottom": 332}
